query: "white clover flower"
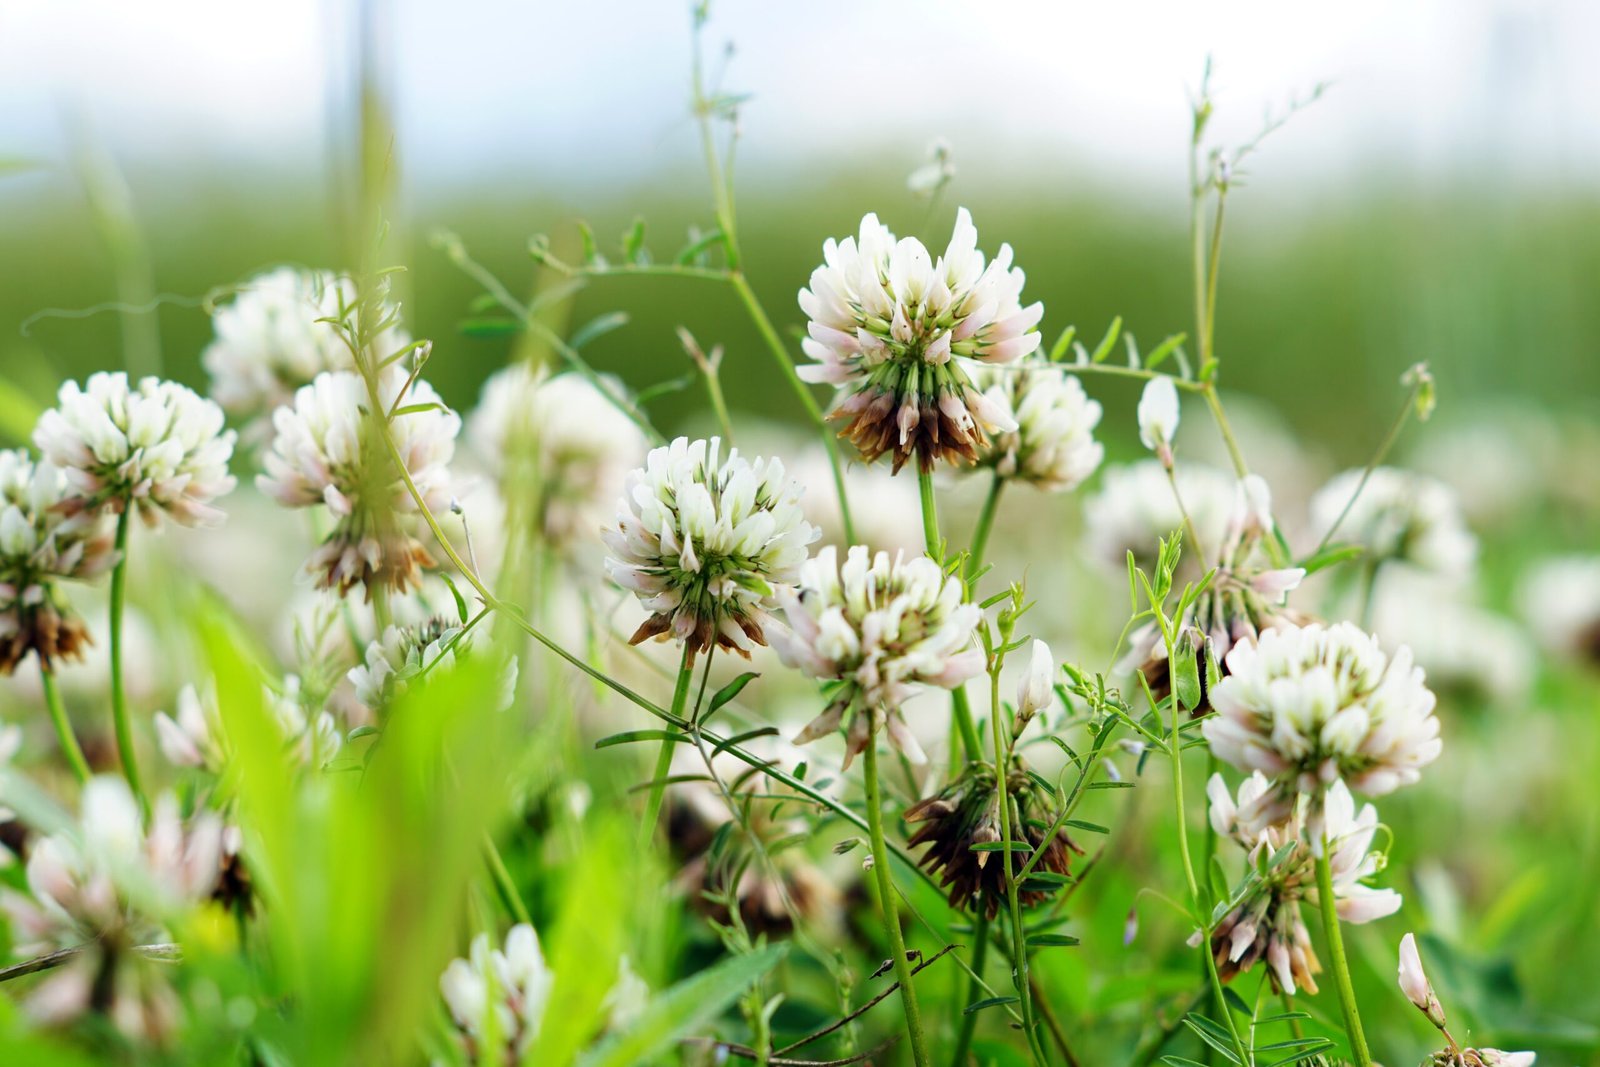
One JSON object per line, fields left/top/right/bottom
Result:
{"left": 973, "top": 362, "right": 1104, "bottom": 492}
{"left": 33, "top": 373, "right": 237, "bottom": 528}
{"left": 257, "top": 369, "right": 459, "bottom": 597}
{"left": 1373, "top": 569, "right": 1533, "bottom": 703}
{"left": 1083, "top": 459, "right": 1234, "bottom": 569}
{"left": 1136, "top": 376, "right": 1180, "bottom": 461}
{"left": 1517, "top": 555, "right": 1600, "bottom": 665}
{"left": 0, "top": 449, "right": 117, "bottom": 674}
{"left": 440, "top": 923, "right": 553, "bottom": 1061}
{"left": 798, "top": 208, "right": 1040, "bottom": 472}
{"left": 202, "top": 267, "right": 412, "bottom": 424}
{"left": 603, "top": 436, "right": 817, "bottom": 661}
{"left": 467, "top": 363, "right": 647, "bottom": 552}
{"left": 788, "top": 445, "right": 923, "bottom": 557}
{"left": 0, "top": 777, "right": 223, "bottom": 1041}
{"left": 771, "top": 545, "right": 984, "bottom": 767}
{"left": 1309, "top": 467, "right": 1476, "bottom": 578}
{"left": 1202, "top": 776, "right": 1399, "bottom": 995}
{"left": 1016, "top": 639, "right": 1055, "bottom": 721}
{"left": 154, "top": 684, "right": 220, "bottom": 770}
{"left": 1204, "top": 622, "right": 1441, "bottom": 800}
{"left": 156, "top": 678, "right": 337, "bottom": 772}
{"left": 346, "top": 617, "right": 516, "bottom": 717}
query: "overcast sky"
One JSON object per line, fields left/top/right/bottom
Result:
{"left": 2, "top": 0, "right": 1597, "bottom": 199}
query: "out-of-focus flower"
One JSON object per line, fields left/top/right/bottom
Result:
{"left": 973, "top": 362, "right": 1104, "bottom": 492}
{"left": 905, "top": 138, "right": 954, "bottom": 197}
{"left": 798, "top": 208, "right": 1040, "bottom": 472}
{"left": 257, "top": 370, "right": 459, "bottom": 597}
{"left": 1204, "top": 621, "right": 1441, "bottom": 800}
{"left": 0, "top": 778, "right": 224, "bottom": 1041}
{"left": 604, "top": 437, "right": 817, "bottom": 662}
{"left": 1399, "top": 931, "right": 1536, "bottom": 1066}
{"left": 1372, "top": 568, "right": 1533, "bottom": 703}
{"left": 790, "top": 445, "right": 923, "bottom": 556}
{"left": 439, "top": 923, "right": 553, "bottom": 1062}
{"left": 202, "top": 267, "right": 411, "bottom": 424}
{"left": 1308, "top": 467, "right": 1476, "bottom": 579}
{"left": 155, "top": 678, "right": 338, "bottom": 773}
{"left": 905, "top": 758, "right": 1080, "bottom": 918}
{"left": 468, "top": 364, "right": 647, "bottom": 553}
{"left": 1083, "top": 460, "right": 1234, "bottom": 570}
{"left": 1202, "top": 776, "right": 1399, "bottom": 995}
{"left": 1517, "top": 555, "right": 1600, "bottom": 667}
{"left": 153, "top": 684, "right": 221, "bottom": 770}
{"left": 1137, "top": 377, "right": 1180, "bottom": 463}
{"left": 33, "top": 373, "right": 237, "bottom": 528}
{"left": 771, "top": 545, "right": 983, "bottom": 767}
{"left": 0, "top": 449, "right": 117, "bottom": 674}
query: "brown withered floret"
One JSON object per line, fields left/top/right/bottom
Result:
{"left": 904, "top": 761, "right": 1080, "bottom": 919}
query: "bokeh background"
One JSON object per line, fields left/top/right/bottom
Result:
{"left": 2, "top": 0, "right": 1598, "bottom": 1062}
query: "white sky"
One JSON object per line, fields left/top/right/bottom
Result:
{"left": 1, "top": 0, "right": 1597, "bottom": 199}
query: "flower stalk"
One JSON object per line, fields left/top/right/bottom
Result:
{"left": 1316, "top": 829, "right": 1373, "bottom": 1067}
{"left": 638, "top": 646, "right": 695, "bottom": 846}
{"left": 39, "top": 666, "right": 91, "bottom": 784}
{"left": 862, "top": 729, "right": 931, "bottom": 1067}
{"left": 107, "top": 508, "right": 147, "bottom": 820}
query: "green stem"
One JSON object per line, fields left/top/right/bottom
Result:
{"left": 919, "top": 466, "right": 982, "bottom": 762}
{"left": 727, "top": 272, "right": 855, "bottom": 544}
{"left": 967, "top": 475, "right": 1004, "bottom": 582}
{"left": 917, "top": 467, "right": 940, "bottom": 556}
{"left": 1310, "top": 375, "right": 1426, "bottom": 557}
{"left": 948, "top": 912, "right": 990, "bottom": 1067}
{"left": 638, "top": 645, "right": 695, "bottom": 846}
{"left": 990, "top": 668, "right": 1047, "bottom": 1066}
{"left": 1315, "top": 840, "right": 1373, "bottom": 1067}
{"left": 481, "top": 831, "right": 531, "bottom": 926}
{"left": 1200, "top": 384, "right": 1249, "bottom": 481}
{"left": 108, "top": 509, "right": 146, "bottom": 819}
{"left": 39, "top": 667, "right": 91, "bottom": 784}
{"left": 862, "top": 731, "right": 931, "bottom": 1067}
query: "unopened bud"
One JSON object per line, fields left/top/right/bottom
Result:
{"left": 1398, "top": 933, "right": 1449, "bottom": 1030}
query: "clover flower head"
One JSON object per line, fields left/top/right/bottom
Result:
{"left": 157, "top": 678, "right": 337, "bottom": 772}
{"left": 0, "top": 449, "right": 117, "bottom": 674}
{"left": 439, "top": 923, "right": 553, "bottom": 1061}
{"left": 202, "top": 267, "right": 411, "bottom": 423}
{"left": 0, "top": 777, "right": 224, "bottom": 1041}
{"left": 1202, "top": 776, "right": 1400, "bottom": 995}
{"left": 349, "top": 617, "right": 458, "bottom": 709}
{"left": 256, "top": 370, "right": 459, "bottom": 597}
{"left": 798, "top": 208, "right": 1041, "bottom": 472}
{"left": 468, "top": 364, "right": 647, "bottom": 551}
{"left": 1083, "top": 460, "right": 1234, "bottom": 569}
{"left": 1203, "top": 621, "right": 1441, "bottom": 799}
{"left": 1309, "top": 466, "right": 1476, "bottom": 578}
{"left": 771, "top": 544, "right": 984, "bottom": 767}
{"left": 603, "top": 436, "right": 817, "bottom": 662}
{"left": 1517, "top": 554, "right": 1600, "bottom": 666}
{"left": 33, "top": 373, "right": 237, "bottom": 528}
{"left": 973, "top": 362, "right": 1104, "bottom": 492}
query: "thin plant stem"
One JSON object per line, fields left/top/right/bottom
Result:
{"left": 1315, "top": 837, "right": 1373, "bottom": 1067}
{"left": 1163, "top": 464, "right": 1208, "bottom": 566}
{"left": 639, "top": 644, "right": 696, "bottom": 846}
{"left": 1201, "top": 384, "right": 1250, "bottom": 482}
{"left": 948, "top": 911, "right": 989, "bottom": 1067}
{"left": 917, "top": 467, "right": 940, "bottom": 556}
{"left": 862, "top": 730, "right": 931, "bottom": 1067}
{"left": 481, "top": 831, "right": 531, "bottom": 926}
{"left": 108, "top": 508, "right": 146, "bottom": 820}
{"left": 989, "top": 667, "right": 1047, "bottom": 1067}
{"left": 39, "top": 667, "right": 91, "bottom": 784}
{"left": 967, "top": 475, "right": 1004, "bottom": 582}
{"left": 918, "top": 466, "right": 982, "bottom": 762}
{"left": 1310, "top": 374, "right": 1427, "bottom": 556}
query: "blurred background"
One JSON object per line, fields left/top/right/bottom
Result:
{"left": 2, "top": 0, "right": 1599, "bottom": 1061}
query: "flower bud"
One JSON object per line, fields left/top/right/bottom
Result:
{"left": 1398, "top": 932, "right": 1449, "bottom": 1030}
{"left": 1171, "top": 627, "right": 1205, "bottom": 713}
{"left": 1016, "top": 639, "right": 1055, "bottom": 725}
{"left": 1137, "top": 377, "right": 1180, "bottom": 465}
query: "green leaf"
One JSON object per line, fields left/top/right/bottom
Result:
{"left": 1064, "top": 819, "right": 1109, "bottom": 834}
{"left": 705, "top": 672, "right": 759, "bottom": 719}
{"left": 594, "top": 729, "right": 691, "bottom": 750}
{"left": 962, "top": 995, "right": 1021, "bottom": 1015}
{"left": 969, "top": 841, "right": 1031, "bottom": 852}
{"left": 621, "top": 217, "right": 646, "bottom": 262}
{"left": 437, "top": 572, "right": 471, "bottom": 624}
{"left": 1048, "top": 325, "right": 1077, "bottom": 362}
{"left": 573, "top": 944, "right": 787, "bottom": 1067}
{"left": 675, "top": 227, "right": 726, "bottom": 265}
{"left": 1296, "top": 543, "right": 1365, "bottom": 576}
{"left": 1090, "top": 316, "right": 1123, "bottom": 363}
{"left": 1144, "top": 332, "right": 1188, "bottom": 371}
{"left": 1024, "top": 933, "right": 1080, "bottom": 948}
{"left": 570, "top": 311, "right": 630, "bottom": 351}
{"left": 1180, "top": 1014, "right": 1242, "bottom": 1064}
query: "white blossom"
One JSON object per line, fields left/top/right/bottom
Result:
{"left": 1016, "top": 639, "right": 1055, "bottom": 721}
{"left": 1517, "top": 554, "right": 1600, "bottom": 665}
{"left": 771, "top": 545, "right": 984, "bottom": 767}
{"left": 1309, "top": 467, "right": 1476, "bottom": 578}
{"left": 439, "top": 923, "right": 554, "bottom": 1061}
{"left": 0, "top": 778, "right": 224, "bottom": 1041}
{"left": 798, "top": 208, "right": 1039, "bottom": 472}
{"left": 346, "top": 618, "right": 516, "bottom": 717}
{"left": 33, "top": 372, "right": 237, "bottom": 528}
{"left": 1204, "top": 621, "right": 1442, "bottom": 799}
{"left": 974, "top": 362, "right": 1104, "bottom": 491}
{"left": 603, "top": 436, "right": 817, "bottom": 661}
{"left": 467, "top": 364, "right": 646, "bottom": 551}
{"left": 0, "top": 449, "right": 117, "bottom": 673}
{"left": 1136, "top": 376, "right": 1180, "bottom": 460}
{"left": 202, "top": 267, "right": 411, "bottom": 423}
{"left": 257, "top": 370, "right": 459, "bottom": 596}
{"left": 1083, "top": 460, "right": 1234, "bottom": 569}
{"left": 1373, "top": 569, "right": 1533, "bottom": 703}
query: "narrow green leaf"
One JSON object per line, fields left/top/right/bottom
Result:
{"left": 705, "top": 672, "right": 759, "bottom": 719}
{"left": 1024, "top": 933, "right": 1080, "bottom": 948}
{"left": 962, "top": 995, "right": 1021, "bottom": 1015}
{"left": 569, "top": 311, "right": 630, "bottom": 351}
{"left": 1090, "top": 315, "right": 1123, "bottom": 363}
